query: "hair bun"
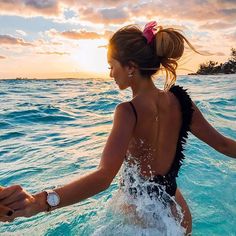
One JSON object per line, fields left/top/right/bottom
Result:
{"left": 155, "top": 29, "right": 184, "bottom": 59}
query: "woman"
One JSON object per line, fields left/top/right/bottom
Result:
{"left": 0, "top": 21, "right": 235, "bottom": 235}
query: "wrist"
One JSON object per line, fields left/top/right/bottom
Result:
{"left": 33, "top": 192, "right": 49, "bottom": 213}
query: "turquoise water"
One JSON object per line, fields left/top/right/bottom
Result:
{"left": 0, "top": 75, "right": 235, "bottom": 235}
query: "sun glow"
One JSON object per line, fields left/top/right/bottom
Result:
{"left": 72, "top": 39, "right": 109, "bottom": 77}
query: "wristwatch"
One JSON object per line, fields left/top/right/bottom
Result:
{"left": 45, "top": 190, "right": 60, "bottom": 212}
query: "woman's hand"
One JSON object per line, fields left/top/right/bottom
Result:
{"left": 0, "top": 186, "right": 14, "bottom": 221}
{"left": 0, "top": 185, "right": 45, "bottom": 222}
{"left": 0, "top": 205, "right": 14, "bottom": 218}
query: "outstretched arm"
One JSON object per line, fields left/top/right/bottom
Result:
{"left": 0, "top": 102, "right": 135, "bottom": 220}
{"left": 190, "top": 102, "right": 236, "bottom": 158}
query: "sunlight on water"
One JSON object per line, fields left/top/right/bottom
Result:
{"left": 0, "top": 75, "right": 235, "bottom": 235}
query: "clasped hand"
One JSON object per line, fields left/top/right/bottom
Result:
{"left": 0, "top": 185, "right": 39, "bottom": 222}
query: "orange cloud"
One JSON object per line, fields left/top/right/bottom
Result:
{"left": 0, "top": 55, "right": 6, "bottom": 59}
{"left": 61, "top": 30, "right": 101, "bottom": 40}
{"left": 200, "top": 22, "right": 236, "bottom": 30}
{"left": 200, "top": 50, "right": 226, "bottom": 56}
{"left": 0, "top": 35, "right": 34, "bottom": 46}
{"left": 0, "top": 0, "right": 235, "bottom": 27}
{"left": 46, "top": 29, "right": 113, "bottom": 40}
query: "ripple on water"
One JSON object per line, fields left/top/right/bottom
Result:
{"left": 0, "top": 167, "right": 45, "bottom": 185}
{"left": 0, "top": 121, "right": 12, "bottom": 129}
{"left": 0, "top": 131, "right": 25, "bottom": 140}
{"left": 0, "top": 76, "right": 235, "bottom": 235}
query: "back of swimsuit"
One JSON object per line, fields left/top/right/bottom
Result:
{"left": 126, "top": 85, "right": 194, "bottom": 198}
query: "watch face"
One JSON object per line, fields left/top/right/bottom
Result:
{"left": 47, "top": 193, "right": 60, "bottom": 207}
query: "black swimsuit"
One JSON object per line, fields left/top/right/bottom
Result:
{"left": 123, "top": 85, "right": 194, "bottom": 199}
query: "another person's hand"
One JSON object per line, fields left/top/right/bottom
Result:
{"left": 0, "top": 186, "right": 14, "bottom": 222}
{"left": 0, "top": 185, "right": 43, "bottom": 222}
{"left": 0, "top": 204, "right": 14, "bottom": 220}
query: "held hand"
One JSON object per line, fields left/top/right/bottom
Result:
{"left": 0, "top": 185, "right": 44, "bottom": 222}
{"left": 0, "top": 186, "right": 14, "bottom": 221}
{"left": 0, "top": 205, "right": 14, "bottom": 218}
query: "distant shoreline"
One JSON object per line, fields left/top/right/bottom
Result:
{"left": 1, "top": 74, "right": 235, "bottom": 81}
{"left": 188, "top": 72, "right": 236, "bottom": 75}
{"left": 0, "top": 77, "right": 109, "bottom": 81}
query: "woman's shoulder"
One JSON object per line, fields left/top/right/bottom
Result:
{"left": 115, "top": 102, "right": 137, "bottom": 119}
{"left": 129, "top": 88, "right": 176, "bottom": 113}
{"left": 157, "top": 88, "right": 180, "bottom": 113}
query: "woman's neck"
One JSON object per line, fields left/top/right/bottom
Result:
{"left": 131, "top": 77, "right": 158, "bottom": 98}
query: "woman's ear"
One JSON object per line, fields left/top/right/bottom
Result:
{"left": 127, "top": 61, "right": 138, "bottom": 73}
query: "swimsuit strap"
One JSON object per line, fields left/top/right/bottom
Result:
{"left": 129, "top": 101, "right": 137, "bottom": 127}
{"left": 167, "top": 84, "right": 194, "bottom": 177}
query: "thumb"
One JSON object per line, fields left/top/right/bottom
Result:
{"left": 0, "top": 205, "right": 14, "bottom": 217}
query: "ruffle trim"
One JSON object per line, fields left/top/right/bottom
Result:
{"left": 168, "top": 85, "right": 194, "bottom": 177}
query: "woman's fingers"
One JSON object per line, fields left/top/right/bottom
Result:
{"left": 0, "top": 199, "right": 32, "bottom": 222}
{"left": 0, "top": 185, "right": 22, "bottom": 202}
{"left": 7, "top": 199, "right": 29, "bottom": 212}
{"left": 0, "top": 205, "right": 14, "bottom": 217}
{"left": 1, "top": 191, "right": 26, "bottom": 207}
{"left": 0, "top": 187, "right": 15, "bottom": 221}
{"left": 0, "top": 185, "right": 37, "bottom": 220}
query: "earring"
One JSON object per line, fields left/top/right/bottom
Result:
{"left": 128, "top": 73, "right": 133, "bottom": 79}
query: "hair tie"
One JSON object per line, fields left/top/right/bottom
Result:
{"left": 143, "top": 21, "right": 157, "bottom": 44}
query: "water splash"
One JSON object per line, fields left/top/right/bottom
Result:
{"left": 91, "top": 155, "right": 186, "bottom": 236}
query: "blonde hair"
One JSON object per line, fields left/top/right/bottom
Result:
{"left": 155, "top": 27, "right": 199, "bottom": 90}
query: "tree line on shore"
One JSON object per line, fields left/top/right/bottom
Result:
{"left": 189, "top": 48, "right": 236, "bottom": 75}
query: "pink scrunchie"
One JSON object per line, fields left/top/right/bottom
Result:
{"left": 143, "top": 21, "right": 157, "bottom": 44}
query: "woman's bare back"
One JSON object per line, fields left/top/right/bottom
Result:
{"left": 126, "top": 88, "right": 183, "bottom": 177}
{"left": 124, "top": 87, "right": 192, "bottom": 235}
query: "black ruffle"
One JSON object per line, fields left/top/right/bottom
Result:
{"left": 168, "top": 85, "right": 194, "bottom": 177}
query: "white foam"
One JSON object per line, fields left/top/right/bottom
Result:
{"left": 91, "top": 155, "right": 186, "bottom": 236}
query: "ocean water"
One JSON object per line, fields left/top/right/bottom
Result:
{"left": 0, "top": 75, "right": 235, "bottom": 236}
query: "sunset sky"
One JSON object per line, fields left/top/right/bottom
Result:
{"left": 0, "top": 0, "right": 235, "bottom": 79}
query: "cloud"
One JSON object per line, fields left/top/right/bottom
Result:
{"left": 78, "top": 6, "right": 130, "bottom": 24}
{"left": 61, "top": 30, "right": 101, "bottom": 40}
{"left": 121, "top": 0, "right": 236, "bottom": 25}
{"left": 219, "top": 8, "right": 236, "bottom": 18}
{"left": 0, "top": 0, "right": 131, "bottom": 24}
{"left": 0, "top": 35, "right": 34, "bottom": 46}
{"left": 200, "top": 21, "right": 236, "bottom": 30}
{"left": 215, "top": 52, "right": 226, "bottom": 56}
{"left": 197, "top": 49, "right": 226, "bottom": 56}
{"left": 46, "top": 28, "right": 111, "bottom": 40}
{"left": 224, "top": 31, "right": 236, "bottom": 42}
{"left": 16, "top": 29, "right": 27, "bottom": 36}
{"left": 36, "top": 51, "right": 70, "bottom": 55}
{"left": 24, "top": 0, "right": 56, "bottom": 9}
{"left": 99, "top": 7, "right": 128, "bottom": 20}
{"left": 52, "top": 41, "right": 63, "bottom": 45}
{"left": 0, "top": 0, "right": 60, "bottom": 17}
{"left": 0, "top": 0, "right": 235, "bottom": 27}
{"left": 0, "top": 55, "right": 6, "bottom": 59}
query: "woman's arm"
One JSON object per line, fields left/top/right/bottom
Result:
{"left": 190, "top": 102, "right": 236, "bottom": 158}
{"left": 0, "top": 102, "right": 136, "bottom": 219}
